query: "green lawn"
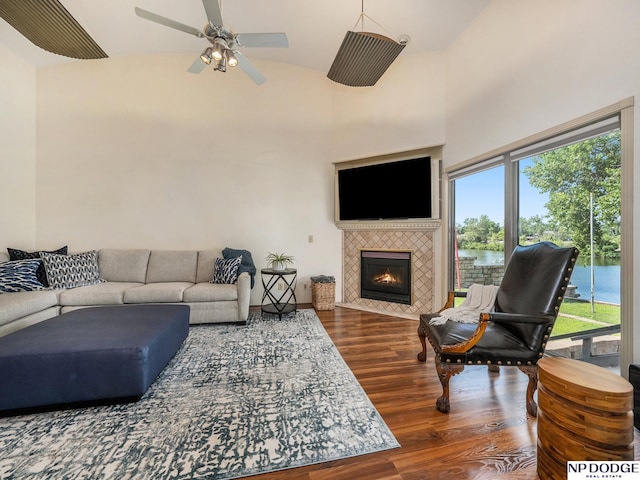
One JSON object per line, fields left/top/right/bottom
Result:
{"left": 553, "top": 299, "right": 620, "bottom": 336}
{"left": 559, "top": 299, "right": 620, "bottom": 324}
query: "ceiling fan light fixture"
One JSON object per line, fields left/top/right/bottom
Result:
{"left": 214, "top": 56, "right": 227, "bottom": 72}
{"left": 200, "top": 47, "right": 212, "bottom": 65}
{"left": 212, "top": 43, "right": 223, "bottom": 61}
{"left": 211, "top": 37, "right": 228, "bottom": 61}
{"left": 134, "top": 1, "right": 287, "bottom": 85}
{"left": 226, "top": 50, "right": 238, "bottom": 67}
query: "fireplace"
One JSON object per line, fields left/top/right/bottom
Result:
{"left": 360, "top": 250, "right": 412, "bottom": 305}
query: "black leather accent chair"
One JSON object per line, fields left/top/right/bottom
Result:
{"left": 417, "top": 242, "right": 579, "bottom": 417}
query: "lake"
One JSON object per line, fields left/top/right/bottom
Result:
{"left": 459, "top": 249, "right": 621, "bottom": 305}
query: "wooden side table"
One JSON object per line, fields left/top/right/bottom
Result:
{"left": 537, "top": 357, "right": 634, "bottom": 480}
{"left": 260, "top": 268, "right": 297, "bottom": 319}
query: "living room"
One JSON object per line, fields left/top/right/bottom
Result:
{"left": 1, "top": 0, "right": 640, "bottom": 476}
{"left": 2, "top": 1, "right": 637, "bottom": 330}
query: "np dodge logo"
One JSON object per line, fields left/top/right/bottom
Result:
{"left": 567, "top": 461, "right": 640, "bottom": 479}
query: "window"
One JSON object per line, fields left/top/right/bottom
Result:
{"left": 452, "top": 164, "right": 504, "bottom": 289}
{"left": 448, "top": 113, "right": 625, "bottom": 372}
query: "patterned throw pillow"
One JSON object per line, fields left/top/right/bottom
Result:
{"left": 7, "top": 246, "right": 68, "bottom": 287}
{"left": 40, "top": 250, "right": 105, "bottom": 290}
{"left": 0, "top": 259, "right": 44, "bottom": 293}
{"left": 211, "top": 256, "right": 242, "bottom": 284}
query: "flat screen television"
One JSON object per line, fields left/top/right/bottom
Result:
{"left": 337, "top": 156, "right": 433, "bottom": 221}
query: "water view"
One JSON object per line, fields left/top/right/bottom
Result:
{"left": 458, "top": 249, "right": 621, "bottom": 305}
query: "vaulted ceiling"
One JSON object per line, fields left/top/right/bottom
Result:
{"left": 0, "top": 0, "right": 490, "bottom": 73}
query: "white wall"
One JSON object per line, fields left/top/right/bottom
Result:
{"left": 33, "top": 49, "right": 449, "bottom": 307}
{"left": 25, "top": 0, "right": 639, "bottom": 331}
{"left": 445, "top": 0, "right": 640, "bottom": 364}
{"left": 331, "top": 51, "right": 447, "bottom": 161}
{"left": 0, "top": 44, "right": 36, "bottom": 249}
{"left": 446, "top": 0, "right": 640, "bottom": 164}
{"left": 35, "top": 55, "right": 338, "bottom": 305}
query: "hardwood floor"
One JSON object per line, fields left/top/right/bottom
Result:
{"left": 247, "top": 306, "right": 639, "bottom": 480}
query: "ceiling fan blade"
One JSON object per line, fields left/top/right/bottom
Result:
{"left": 235, "top": 33, "right": 289, "bottom": 48}
{"left": 187, "top": 57, "right": 207, "bottom": 74}
{"left": 202, "top": 0, "right": 224, "bottom": 28}
{"left": 235, "top": 52, "right": 266, "bottom": 85}
{"left": 135, "top": 7, "right": 203, "bottom": 38}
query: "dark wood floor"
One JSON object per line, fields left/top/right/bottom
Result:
{"left": 247, "top": 306, "right": 639, "bottom": 480}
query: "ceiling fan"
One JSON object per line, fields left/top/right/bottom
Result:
{"left": 135, "top": 0, "right": 288, "bottom": 85}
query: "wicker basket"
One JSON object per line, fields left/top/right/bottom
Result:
{"left": 311, "top": 282, "right": 335, "bottom": 311}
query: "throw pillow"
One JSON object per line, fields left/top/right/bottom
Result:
{"left": 211, "top": 256, "right": 242, "bottom": 284}
{"left": 7, "top": 246, "right": 68, "bottom": 287}
{"left": 0, "top": 259, "right": 44, "bottom": 293}
{"left": 40, "top": 250, "right": 105, "bottom": 290}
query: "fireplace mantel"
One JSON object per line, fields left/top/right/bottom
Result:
{"left": 336, "top": 219, "right": 441, "bottom": 232}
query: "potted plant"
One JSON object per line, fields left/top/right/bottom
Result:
{"left": 266, "top": 252, "right": 294, "bottom": 271}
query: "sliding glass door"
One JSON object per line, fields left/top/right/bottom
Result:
{"left": 452, "top": 165, "right": 504, "bottom": 289}
{"left": 449, "top": 119, "right": 622, "bottom": 371}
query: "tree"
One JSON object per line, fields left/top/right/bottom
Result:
{"left": 522, "top": 132, "right": 621, "bottom": 257}
{"left": 457, "top": 214, "right": 502, "bottom": 250}
{"left": 519, "top": 215, "right": 548, "bottom": 240}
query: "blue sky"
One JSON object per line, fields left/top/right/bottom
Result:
{"left": 454, "top": 158, "right": 549, "bottom": 224}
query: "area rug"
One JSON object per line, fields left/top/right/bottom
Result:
{"left": 0, "top": 309, "right": 399, "bottom": 479}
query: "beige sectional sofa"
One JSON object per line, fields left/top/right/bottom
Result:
{"left": 0, "top": 248, "right": 251, "bottom": 337}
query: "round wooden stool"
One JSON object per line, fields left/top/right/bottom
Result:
{"left": 536, "top": 357, "right": 634, "bottom": 480}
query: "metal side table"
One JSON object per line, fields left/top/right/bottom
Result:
{"left": 261, "top": 268, "right": 297, "bottom": 319}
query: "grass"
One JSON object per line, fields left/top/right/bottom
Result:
{"left": 552, "top": 299, "right": 620, "bottom": 337}
{"left": 559, "top": 299, "right": 620, "bottom": 324}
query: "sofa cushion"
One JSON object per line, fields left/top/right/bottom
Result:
{"left": 7, "top": 246, "right": 67, "bottom": 287}
{"left": 196, "top": 250, "right": 223, "bottom": 283}
{"left": 59, "top": 282, "right": 143, "bottom": 306}
{"left": 212, "top": 256, "right": 242, "bottom": 284}
{"left": 41, "top": 250, "right": 105, "bottom": 290}
{"left": 146, "top": 251, "right": 197, "bottom": 283}
{"left": 0, "top": 259, "right": 44, "bottom": 293}
{"left": 0, "top": 290, "right": 58, "bottom": 327}
{"left": 124, "top": 282, "right": 193, "bottom": 303}
{"left": 99, "top": 249, "right": 150, "bottom": 283}
{"left": 183, "top": 282, "right": 238, "bottom": 302}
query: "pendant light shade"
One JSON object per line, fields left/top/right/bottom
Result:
{"left": 327, "top": 31, "right": 405, "bottom": 87}
{"left": 226, "top": 50, "right": 238, "bottom": 67}
{"left": 0, "top": 0, "right": 107, "bottom": 60}
{"left": 200, "top": 47, "right": 213, "bottom": 65}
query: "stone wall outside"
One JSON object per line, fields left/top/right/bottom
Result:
{"left": 456, "top": 256, "right": 504, "bottom": 287}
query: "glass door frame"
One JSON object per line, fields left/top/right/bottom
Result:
{"left": 445, "top": 98, "right": 634, "bottom": 377}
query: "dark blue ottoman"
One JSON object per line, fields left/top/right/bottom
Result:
{"left": 0, "top": 304, "right": 189, "bottom": 414}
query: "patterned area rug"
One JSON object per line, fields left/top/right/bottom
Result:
{"left": 0, "top": 309, "right": 399, "bottom": 479}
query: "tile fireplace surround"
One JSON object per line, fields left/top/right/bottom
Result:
{"left": 338, "top": 220, "right": 441, "bottom": 318}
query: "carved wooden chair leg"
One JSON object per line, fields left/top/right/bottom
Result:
{"left": 488, "top": 364, "right": 500, "bottom": 373}
{"left": 417, "top": 323, "right": 428, "bottom": 362}
{"left": 518, "top": 365, "right": 538, "bottom": 417}
{"left": 434, "top": 355, "right": 464, "bottom": 413}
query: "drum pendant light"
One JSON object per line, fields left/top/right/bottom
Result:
{"left": 327, "top": 1, "right": 406, "bottom": 87}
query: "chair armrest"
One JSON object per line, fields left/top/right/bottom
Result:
{"left": 486, "top": 312, "right": 556, "bottom": 325}
{"left": 440, "top": 314, "right": 490, "bottom": 353}
{"left": 439, "top": 311, "right": 555, "bottom": 354}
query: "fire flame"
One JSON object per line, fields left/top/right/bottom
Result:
{"left": 373, "top": 271, "right": 399, "bottom": 285}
